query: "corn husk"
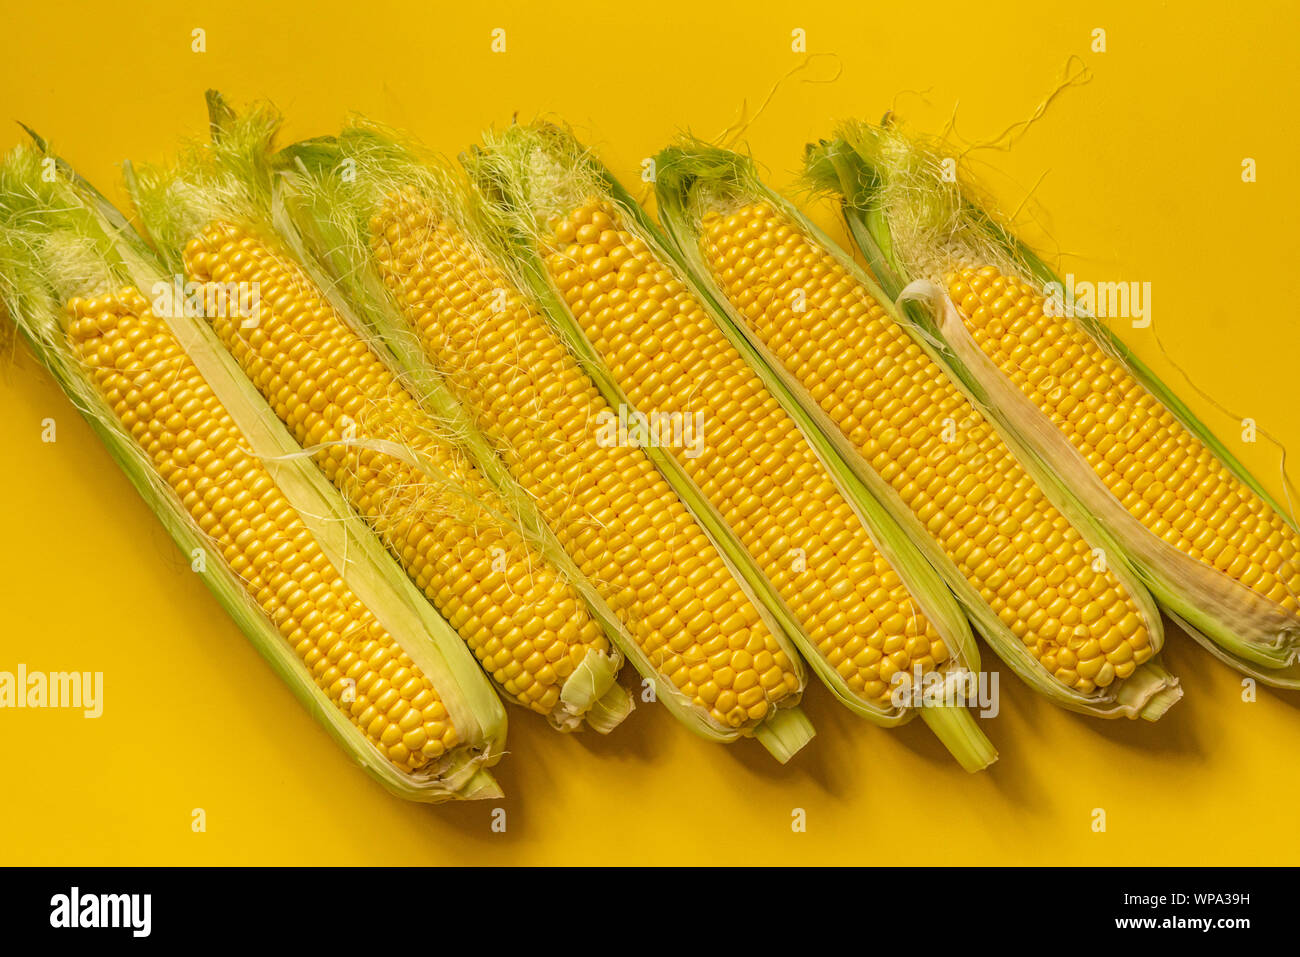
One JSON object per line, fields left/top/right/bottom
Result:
{"left": 656, "top": 140, "right": 1180, "bottom": 720}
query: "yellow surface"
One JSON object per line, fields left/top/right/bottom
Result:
{"left": 1, "top": 0, "right": 1297, "bottom": 865}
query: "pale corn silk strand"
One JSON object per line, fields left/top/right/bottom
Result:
{"left": 649, "top": 55, "right": 846, "bottom": 223}
{"left": 713, "top": 54, "right": 844, "bottom": 150}
{"left": 259, "top": 435, "right": 529, "bottom": 549}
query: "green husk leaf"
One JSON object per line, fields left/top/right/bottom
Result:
{"left": 654, "top": 139, "right": 1176, "bottom": 719}
{"left": 575, "top": 675, "right": 635, "bottom": 735}
{"left": 919, "top": 705, "right": 999, "bottom": 772}
{"left": 752, "top": 706, "right": 817, "bottom": 764}
{"left": 0, "top": 141, "right": 505, "bottom": 801}
{"left": 821, "top": 121, "right": 1300, "bottom": 687}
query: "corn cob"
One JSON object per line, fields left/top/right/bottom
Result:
{"left": 464, "top": 122, "right": 999, "bottom": 767}
{"left": 809, "top": 122, "right": 1300, "bottom": 688}
{"left": 274, "top": 123, "right": 817, "bottom": 760}
{"left": 125, "top": 99, "right": 632, "bottom": 732}
{"left": 655, "top": 143, "right": 1181, "bottom": 718}
{"left": 0, "top": 141, "right": 505, "bottom": 801}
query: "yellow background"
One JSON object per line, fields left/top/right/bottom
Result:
{"left": 1, "top": 0, "right": 1297, "bottom": 865}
